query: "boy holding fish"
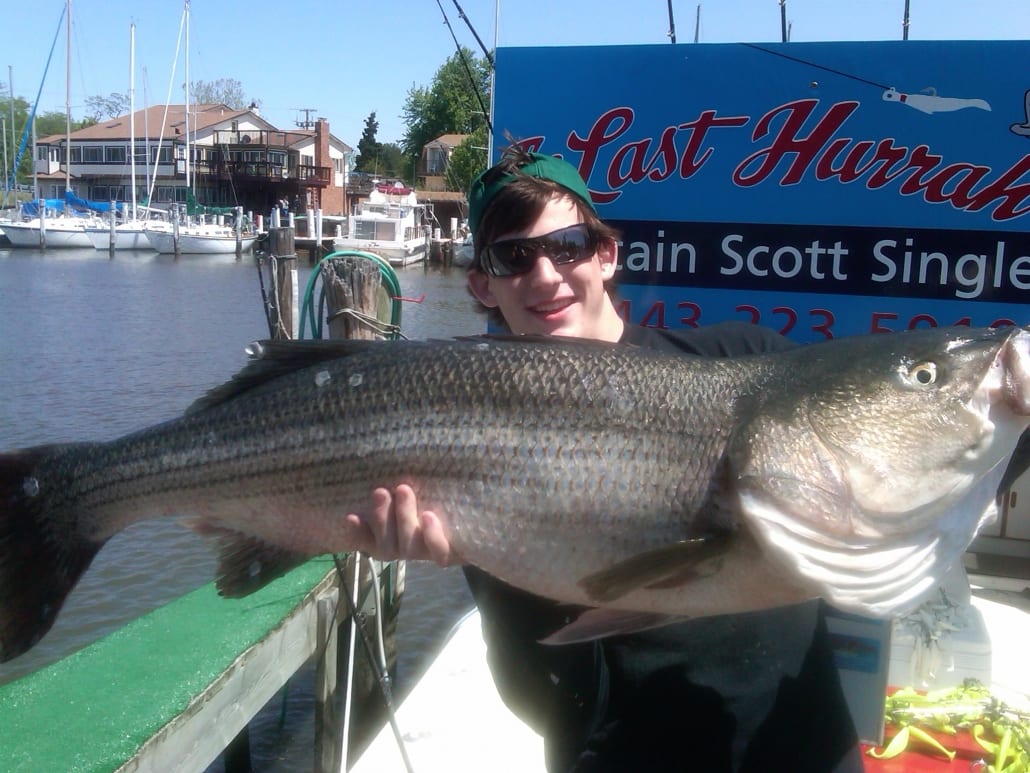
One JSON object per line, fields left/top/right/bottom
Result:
{"left": 344, "top": 146, "right": 864, "bottom": 772}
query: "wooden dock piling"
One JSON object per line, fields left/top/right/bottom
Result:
{"left": 108, "top": 200, "right": 116, "bottom": 256}
{"left": 320, "top": 256, "right": 385, "bottom": 340}
{"left": 268, "top": 227, "right": 298, "bottom": 340}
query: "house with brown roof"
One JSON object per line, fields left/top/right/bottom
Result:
{"left": 31, "top": 104, "right": 353, "bottom": 216}
{"left": 417, "top": 133, "right": 469, "bottom": 192}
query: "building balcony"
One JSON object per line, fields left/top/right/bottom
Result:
{"left": 192, "top": 160, "right": 330, "bottom": 187}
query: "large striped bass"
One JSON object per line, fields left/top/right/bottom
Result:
{"left": 1, "top": 325, "right": 1028, "bottom": 661}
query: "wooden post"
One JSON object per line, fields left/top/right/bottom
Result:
{"left": 320, "top": 256, "right": 384, "bottom": 340}
{"left": 316, "top": 256, "right": 401, "bottom": 768}
{"left": 172, "top": 208, "right": 180, "bottom": 259}
{"left": 314, "top": 593, "right": 341, "bottom": 772}
{"left": 268, "top": 226, "right": 297, "bottom": 340}
{"left": 108, "top": 200, "right": 116, "bottom": 256}
{"left": 38, "top": 199, "right": 45, "bottom": 250}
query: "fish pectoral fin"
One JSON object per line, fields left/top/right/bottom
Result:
{"left": 578, "top": 535, "right": 731, "bottom": 604}
{"left": 205, "top": 528, "right": 311, "bottom": 597}
{"left": 540, "top": 608, "right": 686, "bottom": 645}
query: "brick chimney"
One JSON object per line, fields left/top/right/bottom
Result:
{"left": 314, "top": 117, "right": 345, "bottom": 214}
{"left": 315, "top": 118, "right": 329, "bottom": 171}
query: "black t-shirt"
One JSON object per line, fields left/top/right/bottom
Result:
{"left": 463, "top": 322, "right": 862, "bottom": 773}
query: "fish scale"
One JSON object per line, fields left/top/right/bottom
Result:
{"left": 1, "top": 327, "right": 1028, "bottom": 660}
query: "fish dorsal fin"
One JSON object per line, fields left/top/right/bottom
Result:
{"left": 187, "top": 338, "right": 384, "bottom": 415}
{"left": 579, "top": 534, "right": 732, "bottom": 604}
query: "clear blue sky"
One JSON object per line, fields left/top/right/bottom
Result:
{"left": 4, "top": 0, "right": 1027, "bottom": 148}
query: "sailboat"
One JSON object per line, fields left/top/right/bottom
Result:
{"left": 144, "top": 0, "right": 256, "bottom": 256}
{"left": 1, "top": 0, "right": 99, "bottom": 249}
{"left": 87, "top": 23, "right": 153, "bottom": 251}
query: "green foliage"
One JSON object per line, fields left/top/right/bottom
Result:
{"left": 190, "top": 78, "right": 253, "bottom": 110}
{"left": 355, "top": 112, "right": 380, "bottom": 173}
{"left": 401, "top": 46, "right": 492, "bottom": 184}
{"left": 1, "top": 88, "right": 32, "bottom": 185}
{"left": 84, "top": 93, "right": 130, "bottom": 122}
{"left": 377, "top": 143, "right": 407, "bottom": 180}
{"left": 445, "top": 125, "right": 489, "bottom": 193}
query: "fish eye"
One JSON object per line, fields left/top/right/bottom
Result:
{"left": 909, "top": 361, "right": 938, "bottom": 386}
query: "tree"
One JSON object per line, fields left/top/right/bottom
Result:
{"left": 445, "top": 125, "right": 490, "bottom": 193}
{"left": 190, "top": 78, "right": 255, "bottom": 110}
{"left": 378, "top": 143, "right": 407, "bottom": 180}
{"left": 355, "top": 112, "right": 381, "bottom": 173}
{"left": 401, "top": 47, "right": 491, "bottom": 180}
{"left": 84, "top": 92, "right": 130, "bottom": 122}
{"left": 1, "top": 87, "right": 32, "bottom": 187}
{"left": 1, "top": 86, "right": 93, "bottom": 193}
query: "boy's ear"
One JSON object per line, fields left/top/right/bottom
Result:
{"left": 467, "top": 269, "right": 499, "bottom": 308}
{"left": 598, "top": 237, "right": 618, "bottom": 280}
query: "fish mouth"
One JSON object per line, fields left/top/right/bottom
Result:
{"left": 998, "top": 327, "right": 1030, "bottom": 415}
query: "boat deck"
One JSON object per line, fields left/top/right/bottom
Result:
{"left": 353, "top": 580, "right": 1030, "bottom": 772}
{"left": 351, "top": 608, "right": 545, "bottom": 772}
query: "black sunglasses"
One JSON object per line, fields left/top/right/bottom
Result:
{"left": 478, "top": 223, "right": 601, "bottom": 277}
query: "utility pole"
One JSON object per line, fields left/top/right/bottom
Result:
{"left": 294, "top": 108, "right": 318, "bottom": 130}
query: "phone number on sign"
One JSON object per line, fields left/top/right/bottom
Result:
{"left": 616, "top": 299, "right": 1020, "bottom": 339}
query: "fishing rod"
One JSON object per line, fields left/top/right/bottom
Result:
{"left": 451, "top": 0, "right": 494, "bottom": 66}
{"left": 433, "top": 0, "right": 493, "bottom": 135}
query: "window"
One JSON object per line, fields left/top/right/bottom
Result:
{"left": 156, "top": 186, "right": 176, "bottom": 202}
{"left": 152, "top": 146, "right": 173, "bottom": 164}
{"left": 69, "top": 147, "right": 82, "bottom": 163}
{"left": 82, "top": 147, "right": 103, "bottom": 163}
{"left": 427, "top": 147, "right": 447, "bottom": 174}
{"left": 105, "top": 146, "right": 127, "bottom": 163}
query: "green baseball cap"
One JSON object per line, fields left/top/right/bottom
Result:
{"left": 466, "top": 152, "right": 596, "bottom": 235}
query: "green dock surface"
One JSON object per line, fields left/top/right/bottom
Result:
{"left": 0, "top": 558, "right": 336, "bottom": 772}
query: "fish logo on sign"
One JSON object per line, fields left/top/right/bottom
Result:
{"left": 881, "top": 86, "right": 991, "bottom": 114}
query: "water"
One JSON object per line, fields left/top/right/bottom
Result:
{"left": 0, "top": 245, "right": 482, "bottom": 766}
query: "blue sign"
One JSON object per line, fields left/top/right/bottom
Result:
{"left": 491, "top": 41, "right": 1030, "bottom": 340}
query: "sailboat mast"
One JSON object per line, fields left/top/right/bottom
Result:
{"left": 130, "top": 23, "right": 137, "bottom": 221}
{"left": 184, "top": 0, "right": 190, "bottom": 191}
{"left": 65, "top": 0, "right": 71, "bottom": 192}
{"left": 8, "top": 66, "right": 15, "bottom": 194}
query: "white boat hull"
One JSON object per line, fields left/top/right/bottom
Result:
{"left": 87, "top": 223, "right": 155, "bottom": 251}
{"left": 1, "top": 219, "right": 95, "bottom": 249}
{"left": 146, "top": 227, "right": 257, "bottom": 255}
{"left": 331, "top": 238, "right": 428, "bottom": 266}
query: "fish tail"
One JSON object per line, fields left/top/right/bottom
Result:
{"left": 0, "top": 446, "right": 103, "bottom": 662}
